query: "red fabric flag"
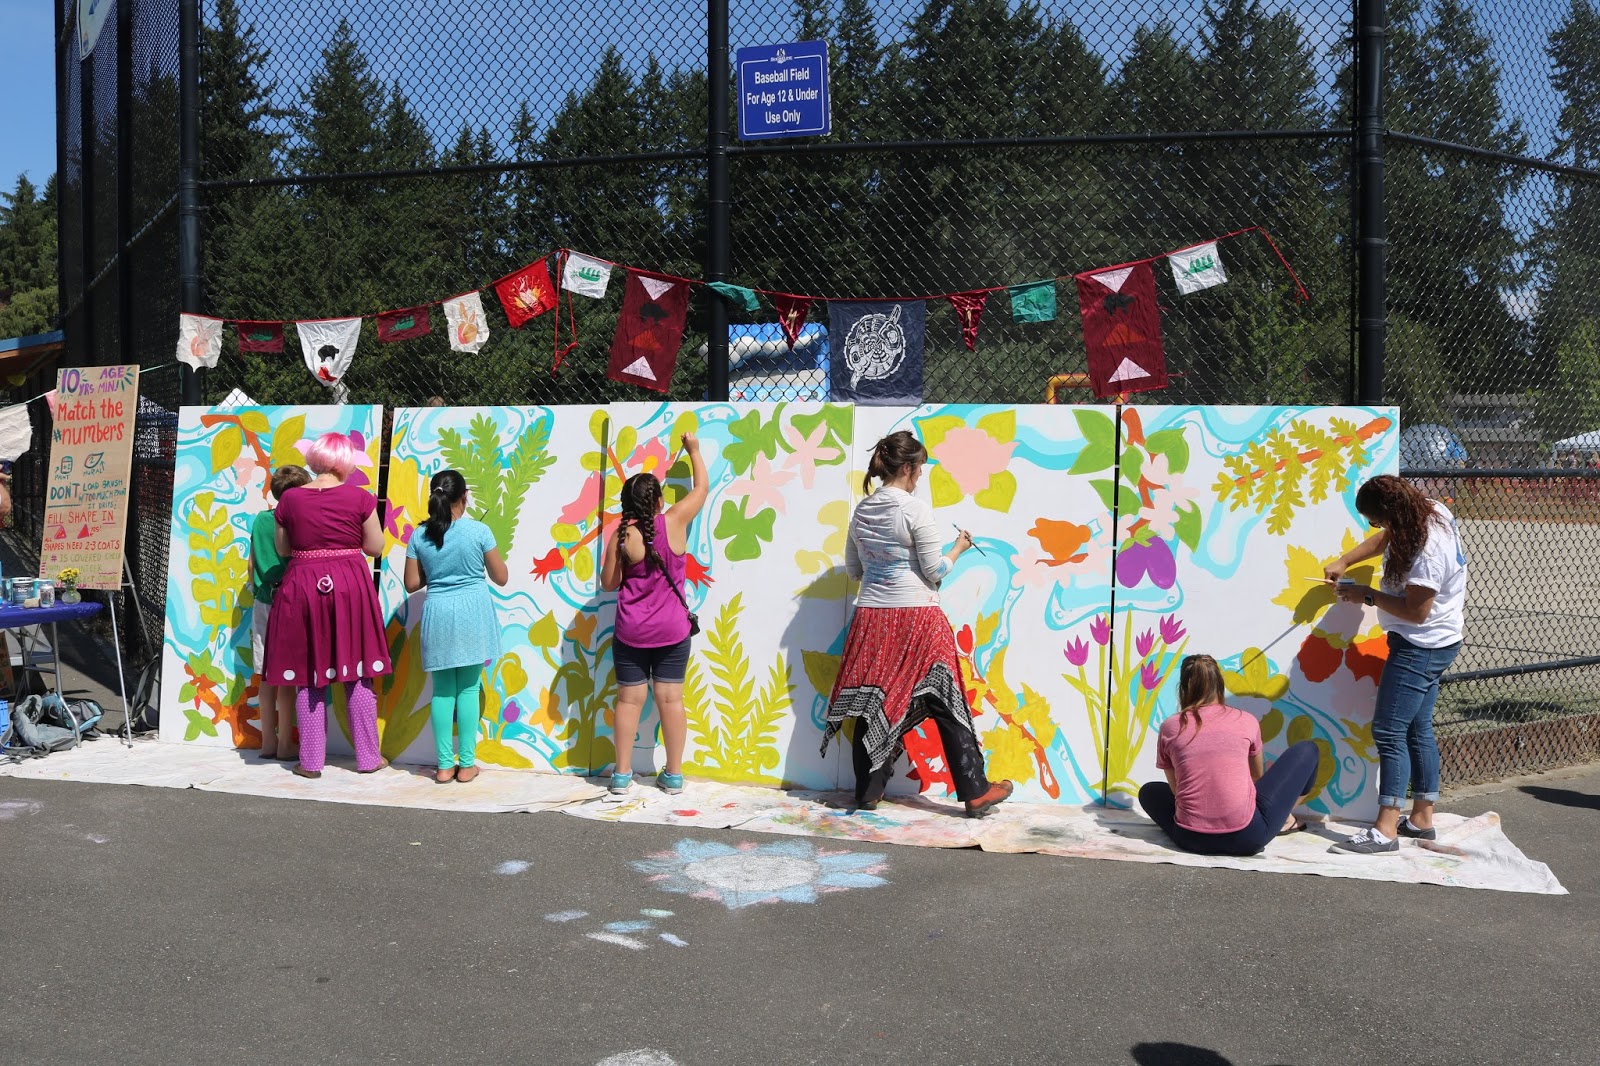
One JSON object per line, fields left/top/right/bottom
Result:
{"left": 495, "top": 258, "right": 558, "bottom": 328}
{"left": 375, "top": 305, "right": 431, "bottom": 343}
{"left": 1074, "top": 262, "right": 1169, "bottom": 399}
{"left": 771, "top": 293, "right": 813, "bottom": 351}
{"left": 608, "top": 271, "right": 690, "bottom": 393}
{"left": 946, "top": 291, "right": 989, "bottom": 352}
{"left": 234, "top": 321, "right": 284, "bottom": 353}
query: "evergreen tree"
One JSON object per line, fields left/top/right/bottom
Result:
{"left": 0, "top": 174, "right": 58, "bottom": 337}
{"left": 1536, "top": 0, "right": 1600, "bottom": 440}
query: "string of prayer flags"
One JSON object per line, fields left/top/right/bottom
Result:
{"left": 376, "top": 305, "right": 431, "bottom": 343}
{"left": 1169, "top": 242, "right": 1228, "bottom": 294}
{"left": 1075, "top": 263, "right": 1168, "bottom": 399}
{"left": 946, "top": 291, "right": 988, "bottom": 352}
{"left": 772, "top": 294, "right": 814, "bottom": 351}
{"left": 1007, "top": 280, "right": 1057, "bottom": 323}
{"left": 495, "top": 258, "right": 558, "bottom": 327}
{"left": 828, "top": 300, "right": 926, "bottom": 406}
{"left": 608, "top": 271, "right": 690, "bottom": 393}
{"left": 443, "top": 292, "right": 490, "bottom": 354}
{"left": 235, "top": 320, "right": 285, "bottom": 353}
{"left": 562, "top": 251, "right": 613, "bottom": 299}
{"left": 709, "top": 282, "right": 761, "bottom": 313}
{"left": 296, "top": 318, "right": 362, "bottom": 387}
{"left": 176, "top": 314, "right": 225, "bottom": 369}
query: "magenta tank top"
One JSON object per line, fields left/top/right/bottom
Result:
{"left": 616, "top": 514, "right": 691, "bottom": 648}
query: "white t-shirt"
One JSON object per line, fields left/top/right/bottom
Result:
{"left": 845, "top": 487, "right": 951, "bottom": 608}
{"left": 1379, "top": 501, "right": 1467, "bottom": 649}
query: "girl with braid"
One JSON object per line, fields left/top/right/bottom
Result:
{"left": 600, "top": 432, "right": 708, "bottom": 795}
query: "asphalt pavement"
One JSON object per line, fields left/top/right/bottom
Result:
{"left": 2, "top": 762, "right": 1596, "bottom": 1066}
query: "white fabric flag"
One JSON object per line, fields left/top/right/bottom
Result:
{"left": 443, "top": 292, "right": 490, "bottom": 354}
{"left": 1169, "top": 242, "right": 1228, "bottom": 294}
{"left": 0, "top": 403, "right": 33, "bottom": 463}
{"left": 562, "top": 252, "right": 613, "bottom": 299}
{"left": 297, "top": 318, "right": 363, "bottom": 387}
{"left": 176, "top": 314, "right": 225, "bottom": 369}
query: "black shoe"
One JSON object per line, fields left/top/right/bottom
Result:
{"left": 1396, "top": 816, "right": 1437, "bottom": 840}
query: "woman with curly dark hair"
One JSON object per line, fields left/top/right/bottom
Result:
{"left": 1324, "top": 474, "right": 1468, "bottom": 855}
{"left": 820, "top": 430, "right": 1013, "bottom": 817}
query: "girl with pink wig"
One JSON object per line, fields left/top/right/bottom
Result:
{"left": 264, "top": 432, "right": 391, "bottom": 778}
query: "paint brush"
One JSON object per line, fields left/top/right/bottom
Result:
{"left": 955, "top": 524, "right": 988, "bottom": 556}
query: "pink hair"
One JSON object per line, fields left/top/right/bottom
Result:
{"left": 304, "top": 432, "right": 356, "bottom": 480}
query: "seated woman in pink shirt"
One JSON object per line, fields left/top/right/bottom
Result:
{"left": 1138, "top": 655, "right": 1320, "bottom": 857}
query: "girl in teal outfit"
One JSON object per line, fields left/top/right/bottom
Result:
{"left": 403, "top": 470, "right": 509, "bottom": 783}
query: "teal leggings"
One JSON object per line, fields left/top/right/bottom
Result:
{"left": 429, "top": 665, "right": 485, "bottom": 769}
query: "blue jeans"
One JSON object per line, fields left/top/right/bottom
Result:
{"left": 1373, "top": 633, "right": 1460, "bottom": 810}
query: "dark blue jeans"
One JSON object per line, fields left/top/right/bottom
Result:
{"left": 1374, "top": 632, "right": 1461, "bottom": 810}
{"left": 1139, "top": 741, "right": 1321, "bottom": 857}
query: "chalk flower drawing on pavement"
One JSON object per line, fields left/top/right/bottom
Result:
{"left": 633, "top": 839, "right": 889, "bottom": 909}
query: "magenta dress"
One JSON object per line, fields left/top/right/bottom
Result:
{"left": 264, "top": 483, "right": 391, "bottom": 688}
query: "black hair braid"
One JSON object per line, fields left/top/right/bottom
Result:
{"left": 620, "top": 472, "right": 669, "bottom": 577}
{"left": 423, "top": 469, "right": 468, "bottom": 549}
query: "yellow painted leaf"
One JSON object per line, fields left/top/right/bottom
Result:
{"left": 237, "top": 410, "right": 270, "bottom": 436}
{"left": 269, "top": 414, "right": 306, "bottom": 466}
{"left": 571, "top": 547, "right": 595, "bottom": 583}
{"left": 1222, "top": 648, "right": 1290, "bottom": 701}
{"left": 1260, "top": 707, "right": 1284, "bottom": 742}
{"left": 1287, "top": 713, "right": 1314, "bottom": 746}
{"left": 589, "top": 408, "right": 608, "bottom": 446}
{"left": 210, "top": 425, "right": 244, "bottom": 474}
{"left": 496, "top": 652, "right": 529, "bottom": 698}
{"left": 475, "top": 738, "right": 535, "bottom": 769}
{"left": 929, "top": 465, "right": 961, "bottom": 508}
{"left": 800, "top": 650, "right": 841, "bottom": 697}
{"left": 528, "top": 613, "right": 560, "bottom": 648}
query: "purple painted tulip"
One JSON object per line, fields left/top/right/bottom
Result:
{"left": 1064, "top": 636, "right": 1091, "bottom": 667}
{"left": 1136, "top": 629, "right": 1156, "bottom": 658}
{"left": 1116, "top": 538, "right": 1177, "bottom": 589}
{"left": 503, "top": 700, "right": 521, "bottom": 723}
{"left": 1090, "top": 615, "right": 1112, "bottom": 645}
{"left": 1160, "top": 616, "right": 1187, "bottom": 645}
{"left": 1140, "top": 662, "right": 1162, "bottom": 691}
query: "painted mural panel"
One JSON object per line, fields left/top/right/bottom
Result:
{"left": 1104, "top": 405, "right": 1401, "bottom": 820}
{"left": 602, "top": 402, "right": 855, "bottom": 792}
{"left": 849, "top": 405, "right": 1118, "bottom": 804}
{"left": 159, "top": 406, "right": 383, "bottom": 749}
{"left": 379, "top": 406, "right": 610, "bottom": 772}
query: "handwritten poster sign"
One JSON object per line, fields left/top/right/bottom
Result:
{"left": 40, "top": 364, "right": 139, "bottom": 590}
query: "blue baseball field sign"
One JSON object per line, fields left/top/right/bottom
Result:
{"left": 736, "top": 41, "right": 832, "bottom": 141}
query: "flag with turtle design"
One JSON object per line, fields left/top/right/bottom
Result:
{"left": 827, "top": 300, "right": 925, "bottom": 406}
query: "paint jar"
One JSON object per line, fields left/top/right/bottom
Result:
{"left": 11, "top": 579, "right": 34, "bottom": 606}
{"left": 38, "top": 583, "right": 54, "bottom": 608}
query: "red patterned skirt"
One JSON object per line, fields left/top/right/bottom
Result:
{"left": 821, "top": 606, "right": 977, "bottom": 772}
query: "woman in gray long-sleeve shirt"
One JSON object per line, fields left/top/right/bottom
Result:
{"left": 820, "top": 430, "right": 1014, "bottom": 817}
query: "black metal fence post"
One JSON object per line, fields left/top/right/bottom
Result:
{"left": 177, "top": 0, "right": 203, "bottom": 405}
{"left": 705, "top": 0, "right": 731, "bottom": 402}
{"left": 1356, "top": 0, "right": 1387, "bottom": 406}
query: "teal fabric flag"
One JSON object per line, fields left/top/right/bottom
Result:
{"left": 1008, "top": 280, "right": 1057, "bottom": 323}
{"left": 709, "top": 282, "right": 761, "bottom": 313}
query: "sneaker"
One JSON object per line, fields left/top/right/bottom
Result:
{"left": 1330, "top": 827, "right": 1399, "bottom": 855}
{"left": 1396, "top": 815, "right": 1437, "bottom": 840}
{"left": 964, "top": 780, "right": 1015, "bottom": 818}
{"left": 658, "top": 772, "right": 685, "bottom": 795}
{"left": 608, "top": 772, "right": 633, "bottom": 795}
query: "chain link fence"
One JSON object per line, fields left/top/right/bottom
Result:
{"left": 45, "top": 0, "right": 1600, "bottom": 781}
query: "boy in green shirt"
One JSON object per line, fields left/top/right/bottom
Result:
{"left": 252, "top": 465, "right": 311, "bottom": 758}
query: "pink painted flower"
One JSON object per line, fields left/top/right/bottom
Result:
{"left": 1064, "top": 636, "right": 1090, "bottom": 667}
{"left": 782, "top": 422, "right": 843, "bottom": 490}
{"left": 728, "top": 456, "right": 795, "bottom": 516}
{"left": 1140, "top": 662, "right": 1162, "bottom": 691}
{"left": 1009, "top": 543, "right": 1057, "bottom": 590}
{"left": 1160, "top": 616, "right": 1187, "bottom": 645}
{"left": 1135, "top": 629, "right": 1156, "bottom": 658}
{"left": 557, "top": 471, "right": 603, "bottom": 526}
{"left": 933, "top": 427, "right": 1016, "bottom": 497}
{"left": 1090, "top": 615, "right": 1111, "bottom": 645}
{"left": 629, "top": 436, "right": 671, "bottom": 476}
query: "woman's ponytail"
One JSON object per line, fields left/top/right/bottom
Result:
{"left": 422, "top": 469, "right": 469, "bottom": 549}
{"left": 862, "top": 431, "right": 927, "bottom": 494}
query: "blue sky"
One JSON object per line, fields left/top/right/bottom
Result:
{"left": 0, "top": 0, "right": 57, "bottom": 188}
